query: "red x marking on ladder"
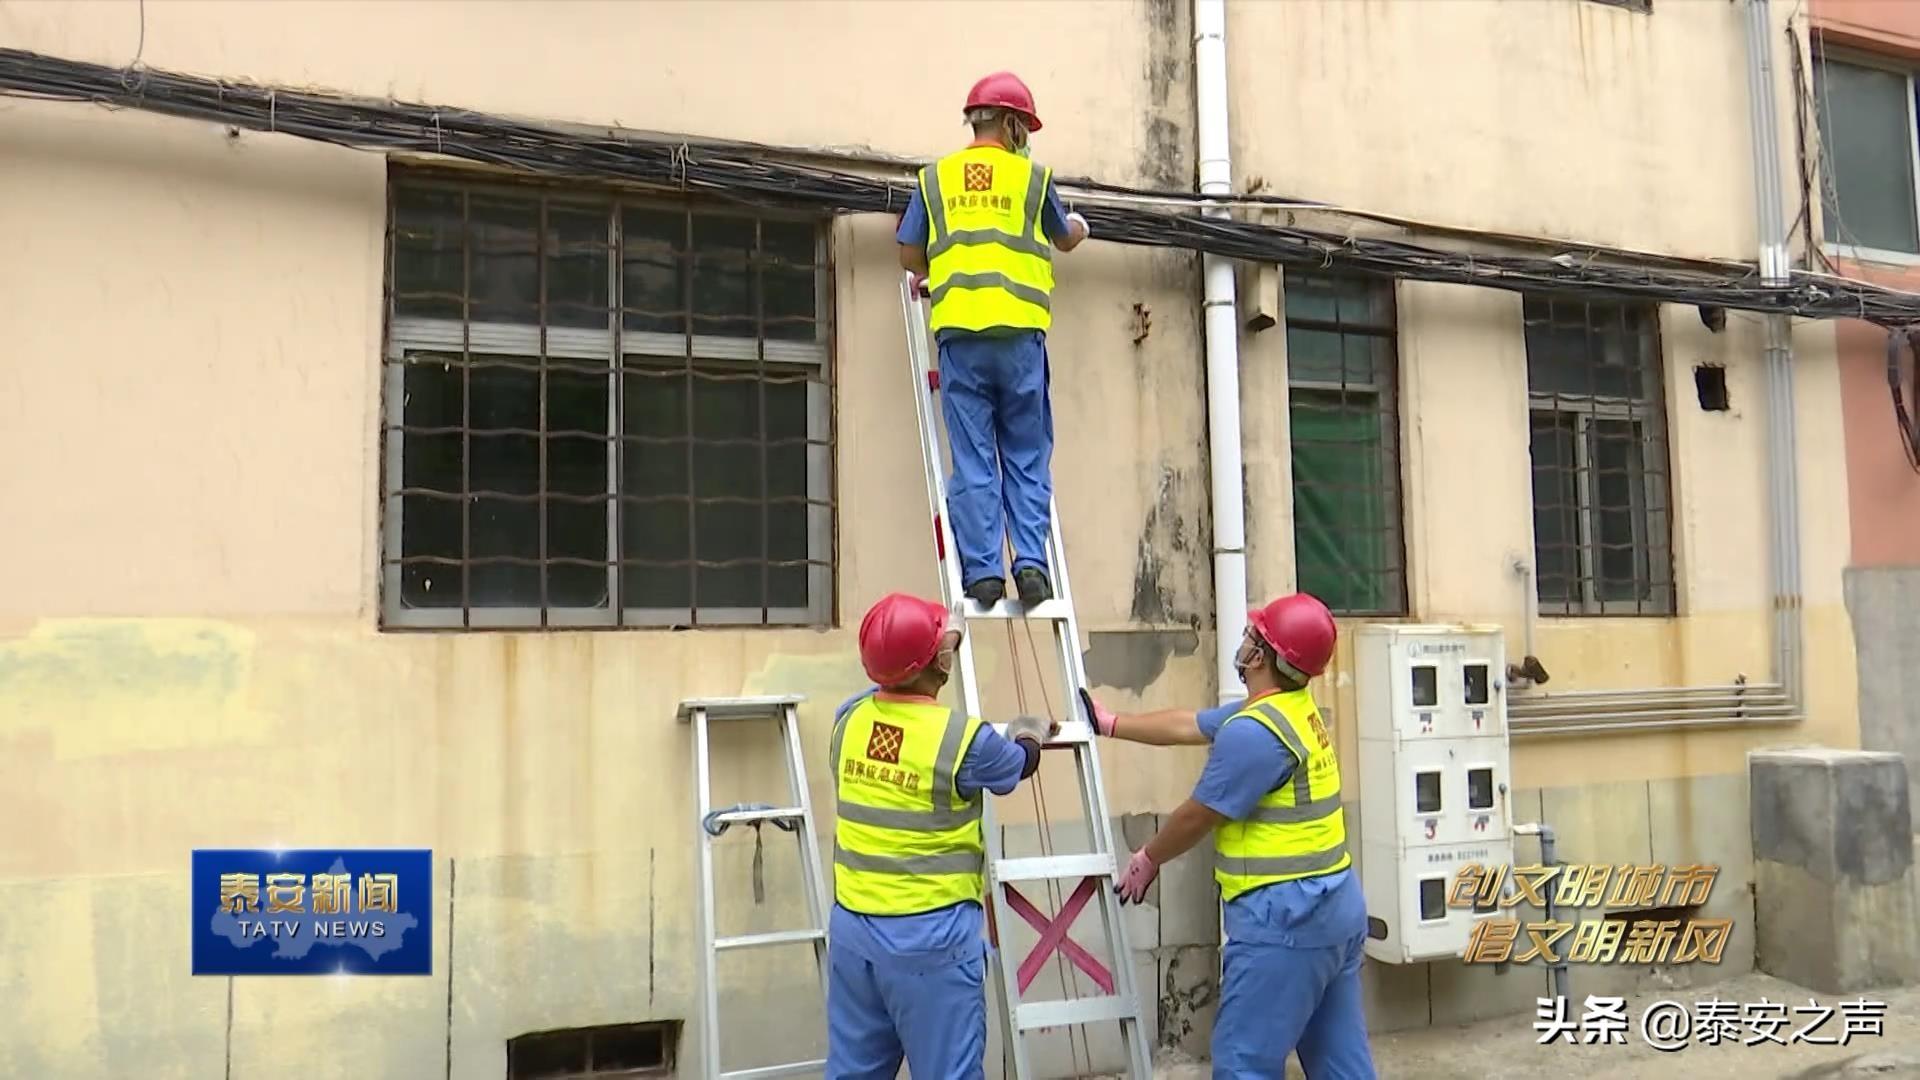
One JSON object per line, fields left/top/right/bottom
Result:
{"left": 1003, "top": 877, "right": 1116, "bottom": 995}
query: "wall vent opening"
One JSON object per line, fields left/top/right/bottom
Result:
{"left": 508, "top": 1020, "right": 680, "bottom": 1079}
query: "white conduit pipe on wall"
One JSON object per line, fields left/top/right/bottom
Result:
{"left": 1511, "top": 0, "right": 1805, "bottom": 737}
{"left": 1194, "top": 0, "right": 1250, "bottom": 706}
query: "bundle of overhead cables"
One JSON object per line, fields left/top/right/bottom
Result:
{"left": 7, "top": 46, "right": 1920, "bottom": 327}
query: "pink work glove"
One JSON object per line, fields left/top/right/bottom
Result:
{"left": 1078, "top": 688, "right": 1118, "bottom": 737}
{"left": 1115, "top": 848, "right": 1159, "bottom": 905}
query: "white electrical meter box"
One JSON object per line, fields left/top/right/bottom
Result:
{"left": 1355, "top": 624, "right": 1515, "bottom": 965}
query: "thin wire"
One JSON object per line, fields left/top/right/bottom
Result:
{"left": 1003, "top": 622, "right": 1089, "bottom": 1079}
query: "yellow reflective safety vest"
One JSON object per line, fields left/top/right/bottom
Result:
{"left": 918, "top": 145, "right": 1056, "bottom": 334}
{"left": 831, "top": 695, "right": 989, "bottom": 915}
{"left": 1213, "top": 689, "right": 1352, "bottom": 903}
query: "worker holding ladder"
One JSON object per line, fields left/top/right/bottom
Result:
{"left": 1084, "top": 593, "right": 1380, "bottom": 1079}
{"left": 825, "top": 592, "right": 1057, "bottom": 1079}
{"left": 896, "top": 70, "right": 1090, "bottom": 611}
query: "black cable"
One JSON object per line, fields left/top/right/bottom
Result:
{"left": 5, "top": 47, "right": 1920, "bottom": 325}
{"left": 1892, "top": 331, "right": 1920, "bottom": 472}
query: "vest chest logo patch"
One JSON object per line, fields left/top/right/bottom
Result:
{"left": 963, "top": 162, "right": 994, "bottom": 192}
{"left": 866, "top": 722, "right": 905, "bottom": 764}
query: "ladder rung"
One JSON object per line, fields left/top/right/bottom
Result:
{"left": 995, "top": 853, "right": 1115, "bottom": 883}
{"left": 1016, "top": 994, "right": 1139, "bottom": 1031}
{"left": 959, "top": 598, "right": 1074, "bottom": 622}
{"left": 720, "top": 1060, "right": 828, "bottom": 1079}
{"left": 709, "top": 805, "right": 807, "bottom": 828}
{"left": 714, "top": 929, "right": 827, "bottom": 952}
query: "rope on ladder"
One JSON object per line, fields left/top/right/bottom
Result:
{"left": 1006, "top": 621, "right": 1093, "bottom": 1079}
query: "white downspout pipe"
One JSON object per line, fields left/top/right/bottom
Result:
{"left": 1745, "top": 0, "right": 1806, "bottom": 706}
{"left": 1194, "top": 0, "right": 1248, "bottom": 706}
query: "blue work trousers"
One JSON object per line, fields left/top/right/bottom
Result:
{"left": 825, "top": 938, "right": 988, "bottom": 1080}
{"left": 1213, "top": 931, "right": 1377, "bottom": 1079}
{"left": 938, "top": 331, "right": 1053, "bottom": 587}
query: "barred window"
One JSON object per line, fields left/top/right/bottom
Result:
{"left": 1525, "top": 298, "right": 1674, "bottom": 616}
{"left": 1284, "top": 272, "right": 1407, "bottom": 615}
{"left": 381, "top": 173, "right": 835, "bottom": 629}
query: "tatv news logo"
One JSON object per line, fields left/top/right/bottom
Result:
{"left": 191, "top": 849, "right": 433, "bottom": 976}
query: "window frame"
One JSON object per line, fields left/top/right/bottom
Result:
{"left": 1523, "top": 298, "right": 1677, "bottom": 618}
{"left": 1282, "top": 271, "right": 1410, "bottom": 618}
{"left": 377, "top": 170, "right": 837, "bottom": 631}
{"left": 1812, "top": 44, "right": 1920, "bottom": 267}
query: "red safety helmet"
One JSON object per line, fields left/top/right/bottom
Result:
{"left": 964, "top": 71, "right": 1043, "bottom": 132}
{"left": 858, "top": 592, "right": 955, "bottom": 685}
{"left": 1247, "top": 593, "right": 1337, "bottom": 681}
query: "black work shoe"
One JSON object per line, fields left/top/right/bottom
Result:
{"left": 964, "top": 578, "right": 1005, "bottom": 607}
{"left": 1015, "top": 568, "right": 1053, "bottom": 608}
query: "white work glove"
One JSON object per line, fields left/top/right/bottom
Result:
{"left": 1066, "top": 211, "right": 1089, "bottom": 238}
{"left": 1004, "top": 713, "right": 1058, "bottom": 747}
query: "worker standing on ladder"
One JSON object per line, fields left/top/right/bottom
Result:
{"left": 1083, "top": 593, "right": 1378, "bottom": 1079}
{"left": 897, "top": 71, "right": 1091, "bottom": 611}
{"left": 826, "top": 592, "right": 1057, "bottom": 1079}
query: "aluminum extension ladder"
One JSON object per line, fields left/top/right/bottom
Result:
{"left": 681, "top": 694, "right": 832, "bottom": 1080}
{"left": 898, "top": 275, "right": 1154, "bottom": 1080}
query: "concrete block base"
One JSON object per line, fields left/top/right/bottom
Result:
{"left": 1751, "top": 747, "right": 1920, "bottom": 993}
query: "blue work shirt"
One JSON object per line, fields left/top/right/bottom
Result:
{"left": 1195, "top": 697, "right": 1368, "bottom": 948}
{"left": 896, "top": 162, "right": 1075, "bottom": 346}
{"left": 827, "top": 686, "right": 1030, "bottom": 964}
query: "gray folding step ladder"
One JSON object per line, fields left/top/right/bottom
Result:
{"left": 681, "top": 695, "right": 831, "bottom": 1080}
{"left": 898, "top": 275, "right": 1154, "bottom": 1080}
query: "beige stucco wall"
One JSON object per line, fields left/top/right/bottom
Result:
{"left": 0, "top": 0, "right": 1866, "bottom": 1074}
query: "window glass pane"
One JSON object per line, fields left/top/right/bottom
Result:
{"left": 1524, "top": 299, "right": 1646, "bottom": 400}
{"left": 1286, "top": 328, "right": 1346, "bottom": 385}
{"left": 468, "top": 195, "right": 540, "bottom": 325}
{"left": 1283, "top": 274, "right": 1341, "bottom": 324}
{"left": 619, "top": 365, "right": 810, "bottom": 612}
{"left": 393, "top": 187, "right": 464, "bottom": 321}
{"left": 1529, "top": 411, "right": 1582, "bottom": 610}
{"left": 1815, "top": 58, "right": 1920, "bottom": 254}
{"left": 546, "top": 368, "right": 611, "bottom": 609}
{"left": 622, "top": 207, "right": 687, "bottom": 337}
{"left": 691, "top": 214, "right": 756, "bottom": 338}
{"left": 1590, "top": 419, "right": 1651, "bottom": 603}
{"left": 547, "top": 204, "right": 612, "bottom": 331}
{"left": 398, "top": 492, "right": 462, "bottom": 609}
{"left": 1291, "top": 395, "right": 1389, "bottom": 613}
{"left": 1283, "top": 272, "right": 1403, "bottom": 615}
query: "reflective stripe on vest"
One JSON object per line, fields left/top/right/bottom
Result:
{"left": 1212, "top": 692, "right": 1351, "bottom": 901}
{"left": 920, "top": 146, "right": 1055, "bottom": 334}
{"left": 830, "top": 697, "right": 987, "bottom": 914}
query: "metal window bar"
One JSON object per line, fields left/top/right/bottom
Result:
{"left": 380, "top": 174, "right": 834, "bottom": 630}
{"left": 1283, "top": 272, "right": 1408, "bottom": 616}
{"left": 609, "top": 201, "right": 625, "bottom": 625}
{"left": 681, "top": 205, "right": 699, "bottom": 627}
{"left": 537, "top": 198, "right": 551, "bottom": 627}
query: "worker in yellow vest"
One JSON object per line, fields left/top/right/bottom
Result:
{"left": 897, "top": 71, "right": 1090, "bottom": 612}
{"left": 826, "top": 592, "right": 1056, "bottom": 1079}
{"left": 1082, "top": 593, "right": 1378, "bottom": 1078}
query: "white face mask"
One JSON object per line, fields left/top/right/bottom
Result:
{"left": 1232, "top": 634, "right": 1260, "bottom": 684}
{"left": 1007, "top": 117, "right": 1031, "bottom": 158}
